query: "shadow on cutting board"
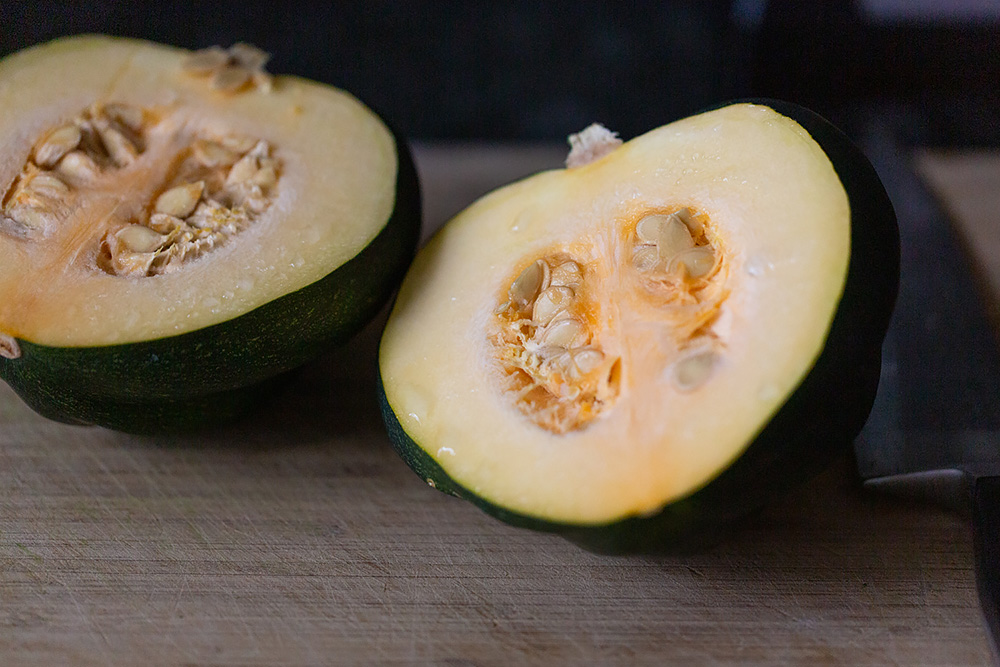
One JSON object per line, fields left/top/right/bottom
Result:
{"left": 122, "top": 308, "right": 392, "bottom": 452}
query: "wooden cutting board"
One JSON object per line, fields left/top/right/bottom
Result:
{"left": 0, "top": 145, "right": 992, "bottom": 666}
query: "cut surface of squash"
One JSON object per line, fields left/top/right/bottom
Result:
{"left": 0, "top": 35, "right": 398, "bottom": 346}
{"left": 380, "top": 103, "right": 860, "bottom": 526}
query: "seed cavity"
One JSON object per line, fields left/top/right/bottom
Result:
{"left": 494, "top": 254, "right": 620, "bottom": 433}
{"left": 631, "top": 208, "right": 717, "bottom": 282}
{"left": 0, "top": 101, "right": 283, "bottom": 276}
{"left": 98, "top": 134, "right": 280, "bottom": 277}
{"left": 2, "top": 103, "right": 151, "bottom": 237}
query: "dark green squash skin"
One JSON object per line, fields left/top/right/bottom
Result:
{"left": 378, "top": 100, "right": 899, "bottom": 554}
{"left": 0, "top": 134, "right": 421, "bottom": 434}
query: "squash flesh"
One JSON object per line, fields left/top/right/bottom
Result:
{"left": 380, "top": 104, "right": 850, "bottom": 525}
{"left": 0, "top": 36, "right": 397, "bottom": 345}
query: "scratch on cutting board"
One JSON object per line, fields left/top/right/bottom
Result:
{"left": 55, "top": 574, "right": 114, "bottom": 662}
{"left": 230, "top": 593, "right": 265, "bottom": 657}
{"left": 14, "top": 542, "right": 43, "bottom": 563}
{"left": 169, "top": 573, "right": 190, "bottom": 616}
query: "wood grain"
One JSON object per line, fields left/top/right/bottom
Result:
{"left": 0, "top": 145, "right": 993, "bottom": 666}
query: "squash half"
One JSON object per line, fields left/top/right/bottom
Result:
{"left": 0, "top": 36, "right": 420, "bottom": 432}
{"left": 379, "top": 101, "right": 898, "bottom": 552}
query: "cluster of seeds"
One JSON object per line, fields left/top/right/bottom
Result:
{"left": 0, "top": 98, "right": 281, "bottom": 277}
{"left": 99, "top": 135, "right": 280, "bottom": 277}
{"left": 494, "top": 256, "right": 621, "bottom": 433}
{"left": 632, "top": 208, "right": 726, "bottom": 391}
{"left": 182, "top": 43, "right": 273, "bottom": 94}
{"left": 1, "top": 103, "right": 150, "bottom": 237}
{"left": 493, "top": 208, "right": 730, "bottom": 433}
{"left": 630, "top": 206, "right": 729, "bottom": 346}
{"left": 631, "top": 208, "right": 715, "bottom": 280}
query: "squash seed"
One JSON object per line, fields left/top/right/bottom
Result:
{"left": 674, "top": 207, "right": 703, "bottom": 237}
{"left": 533, "top": 286, "right": 575, "bottom": 326}
{"left": 101, "top": 103, "right": 145, "bottom": 132}
{"left": 192, "top": 140, "right": 239, "bottom": 167}
{"left": 211, "top": 65, "right": 252, "bottom": 93}
{"left": 154, "top": 181, "right": 205, "bottom": 218}
{"left": 637, "top": 212, "right": 696, "bottom": 257}
{"left": 540, "top": 317, "right": 585, "bottom": 349}
{"left": 669, "top": 246, "right": 715, "bottom": 280}
{"left": 34, "top": 125, "right": 82, "bottom": 168}
{"left": 632, "top": 244, "right": 660, "bottom": 272}
{"left": 655, "top": 215, "right": 695, "bottom": 257}
{"left": 510, "top": 259, "right": 549, "bottom": 310}
{"left": 27, "top": 173, "right": 70, "bottom": 198}
{"left": 183, "top": 46, "right": 229, "bottom": 74}
{"left": 673, "top": 349, "right": 718, "bottom": 391}
{"left": 550, "top": 260, "right": 582, "bottom": 289}
{"left": 116, "top": 224, "right": 166, "bottom": 253}
{"left": 251, "top": 164, "right": 277, "bottom": 188}
{"left": 219, "top": 134, "right": 259, "bottom": 153}
{"left": 570, "top": 347, "right": 605, "bottom": 376}
{"left": 226, "top": 153, "right": 259, "bottom": 185}
{"left": 636, "top": 214, "right": 670, "bottom": 244}
{"left": 96, "top": 124, "right": 138, "bottom": 167}
{"left": 148, "top": 213, "right": 184, "bottom": 234}
{"left": 112, "top": 250, "right": 158, "bottom": 277}
{"left": 6, "top": 205, "right": 50, "bottom": 230}
{"left": 56, "top": 151, "right": 100, "bottom": 182}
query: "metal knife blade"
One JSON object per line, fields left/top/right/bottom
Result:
{"left": 853, "top": 119, "right": 1000, "bottom": 658}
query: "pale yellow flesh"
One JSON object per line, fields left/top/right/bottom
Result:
{"left": 380, "top": 104, "right": 850, "bottom": 525}
{"left": 0, "top": 36, "right": 397, "bottom": 345}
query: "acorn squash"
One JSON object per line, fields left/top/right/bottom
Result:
{"left": 378, "top": 101, "right": 898, "bottom": 552}
{"left": 0, "top": 35, "right": 420, "bottom": 432}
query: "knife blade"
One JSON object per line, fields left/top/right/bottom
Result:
{"left": 853, "top": 119, "right": 1000, "bottom": 658}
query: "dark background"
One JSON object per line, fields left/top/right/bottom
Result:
{"left": 2, "top": 0, "right": 999, "bottom": 145}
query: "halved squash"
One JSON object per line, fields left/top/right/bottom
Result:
{"left": 0, "top": 35, "right": 420, "bottom": 432}
{"left": 379, "top": 101, "right": 898, "bottom": 552}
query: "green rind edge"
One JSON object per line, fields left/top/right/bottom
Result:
{"left": 378, "top": 100, "right": 899, "bottom": 554}
{"left": 0, "top": 132, "right": 421, "bottom": 433}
